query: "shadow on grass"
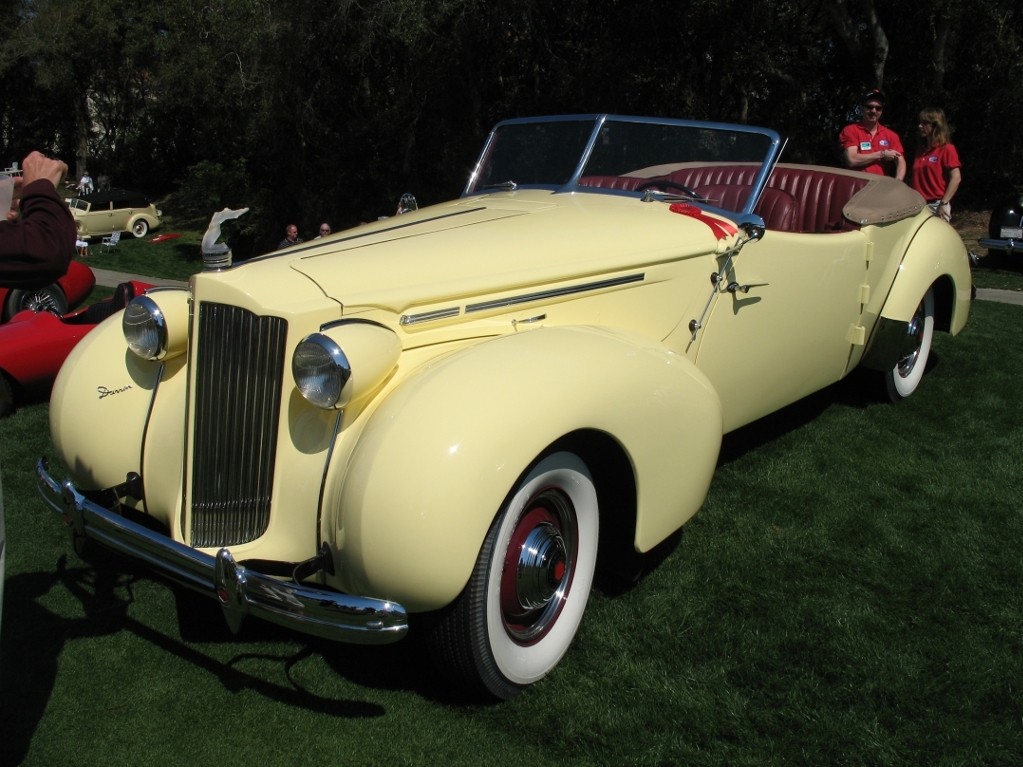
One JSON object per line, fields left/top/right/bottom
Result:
{"left": 715, "top": 355, "right": 941, "bottom": 465}
{"left": 0, "top": 556, "right": 396, "bottom": 764}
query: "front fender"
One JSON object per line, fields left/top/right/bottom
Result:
{"left": 334, "top": 325, "right": 723, "bottom": 612}
{"left": 50, "top": 289, "right": 190, "bottom": 519}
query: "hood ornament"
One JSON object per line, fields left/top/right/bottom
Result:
{"left": 201, "top": 207, "right": 249, "bottom": 271}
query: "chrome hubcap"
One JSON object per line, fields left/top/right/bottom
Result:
{"left": 26, "top": 294, "right": 57, "bottom": 313}
{"left": 515, "top": 522, "right": 567, "bottom": 610}
{"left": 500, "top": 489, "right": 576, "bottom": 643}
{"left": 897, "top": 313, "right": 924, "bottom": 377}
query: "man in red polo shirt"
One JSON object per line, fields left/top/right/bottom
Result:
{"left": 838, "top": 89, "right": 906, "bottom": 181}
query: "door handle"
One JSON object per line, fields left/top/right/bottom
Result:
{"left": 726, "top": 281, "right": 767, "bottom": 294}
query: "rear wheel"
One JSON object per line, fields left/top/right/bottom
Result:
{"left": 427, "top": 451, "right": 599, "bottom": 700}
{"left": 883, "top": 287, "right": 935, "bottom": 402}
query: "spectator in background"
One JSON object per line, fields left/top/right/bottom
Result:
{"left": 78, "top": 171, "right": 93, "bottom": 195}
{"left": 277, "top": 223, "right": 303, "bottom": 249}
{"left": 0, "top": 151, "right": 76, "bottom": 286}
{"left": 910, "top": 107, "right": 962, "bottom": 223}
{"left": 838, "top": 89, "right": 906, "bottom": 181}
{"left": 315, "top": 222, "right": 331, "bottom": 239}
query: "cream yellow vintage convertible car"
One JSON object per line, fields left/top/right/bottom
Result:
{"left": 37, "top": 115, "right": 971, "bottom": 700}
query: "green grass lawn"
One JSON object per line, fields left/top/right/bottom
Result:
{"left": 79, "top": 226, "right": 205, "bottom": 283}
{"left": 1, "top": 296, "right": 1020, "bottom": 766}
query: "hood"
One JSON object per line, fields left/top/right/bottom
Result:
{"left": 281, "top": 191, "right": 725, "bottom": 316}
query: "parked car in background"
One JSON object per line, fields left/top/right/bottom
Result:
{"left": 37, "top": 114, "right": 972, "bottom": 700}
{"left": 0, "top": 280, "right": 149, "bottom": 418}
{"left": 67, "top": 189, "right": 162, "bottom": 239}
{"left": 979, "top": 193, "right": 1023, "bottom": 261}
{"left": 0, "top": 259, "right": 94, "bottom": 322}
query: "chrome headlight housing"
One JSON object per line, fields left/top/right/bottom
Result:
{"left": 293, "top": 322, "right": 401, "bottom": 409}
{"left": 122, "top": 290, "right": 190, "bottom": 361}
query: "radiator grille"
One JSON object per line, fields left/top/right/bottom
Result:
{"left": 190, "top": 302, "right": 288, "bottom": 547}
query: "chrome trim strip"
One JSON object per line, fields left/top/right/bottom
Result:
{"left": 400, "top": 273, "right": 645, "bottom": 326}
{"left": 400, "top": 306, "right": 461, "bottom": 326}
{"left": 316, "top": 411, "right": 344, "bottom": 566}
{"left": 36, "top": 459, "right": 408, "bottom": 645}
{"left": 138, "top": 361, "right": 165, "bottom": 518}
{"left": 466, "top": 273, "right": 645, "bottom": 314}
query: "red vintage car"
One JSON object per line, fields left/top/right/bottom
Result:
{"left": 0, "top": 280, "right": 150, "bottom": 417}
{"left": 0, "top": 259, "right": 96, "bottom": 321}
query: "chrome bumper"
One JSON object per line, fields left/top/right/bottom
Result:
{"left": 980, "top": 237, "right": 1022, "bottom": 255}
{"left": 35, "top": 458, "right": 408, "bottom": 645}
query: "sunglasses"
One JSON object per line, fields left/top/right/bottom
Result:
{"left": 863, "top": 104, "right": 883, "bottom": 112}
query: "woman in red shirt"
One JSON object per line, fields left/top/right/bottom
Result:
{"left": 911, "top": 108, "right": 962, "bottom": 222}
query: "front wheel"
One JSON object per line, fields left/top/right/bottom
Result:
{"left": 3, "top": 283, "right": 68, "bottom": 321}
{"left": 883, "top": 287, "right": 935, "bottom": 402}
{"left": 131, "top": 219, "right": 150, "bottom": 238}
{"left": 427, "top": 451, "right": 599, "bottom": 700}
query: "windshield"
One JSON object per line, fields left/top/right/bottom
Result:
{"left": 463, "top": 115, "right": 784, "bottom": 216}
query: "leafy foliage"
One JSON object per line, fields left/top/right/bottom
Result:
{"left": 0, "top": 0, "right": 1021, "bottom": 251}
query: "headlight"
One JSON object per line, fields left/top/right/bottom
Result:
{"left": 293, "top": 322, "right": 401, "bottom": 409}
{"left": 123, "top": 291, "right": 190, "bottom": 361}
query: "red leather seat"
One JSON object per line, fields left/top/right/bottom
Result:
{"left": 694, "top": 184, "right": 798, "bottom": 232}
{"left": 580, "top": 166, "right": 869, "bottom": 234}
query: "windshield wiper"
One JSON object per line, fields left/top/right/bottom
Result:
{"left": 640, "top": 189, "right": 708, "bottom": 203}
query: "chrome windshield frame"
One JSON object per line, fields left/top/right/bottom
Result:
{"left": 462, "top": 113, "right": 785, "bottom": 218}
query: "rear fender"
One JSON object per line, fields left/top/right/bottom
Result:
{"left": 874, "top": 218, "right": 970, "bottom": 329}
{"left": 862, "top": 218, "right": 971, "bottom": 370}
{"left": 333, "top": 325, "right": 723, "bottom": 612}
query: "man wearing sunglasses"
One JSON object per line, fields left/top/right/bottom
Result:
{"left": 838, "top": 89, "right": 906, "bottom": 181}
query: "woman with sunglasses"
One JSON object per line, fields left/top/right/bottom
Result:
{"left": 910, "top": 108, "right": 962, "bottom": 222}
{"left": 838, "top": 89, "right": 906, "bottom": 181}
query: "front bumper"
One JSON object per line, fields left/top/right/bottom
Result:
{"left": 980, "top": 237, "right": 1022, "bottom": 256}
{"left": 36, "top": 458, "right": 408, "bottom": 645}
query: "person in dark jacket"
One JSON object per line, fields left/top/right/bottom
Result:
{"left": 0, "top": 151, "right": 76, "bottom": 288}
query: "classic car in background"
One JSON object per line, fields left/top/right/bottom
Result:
{"left": 979, "top": 193, "right": 1023, "bottom": 261}
{"left": 0, "top": 259, "right": 94, "bottom": 322}
{"left": 66, "top": 188, "right": 162, "bottom": 239}
{"left": 0, "top": 281, "right": 149, "bottom": 418}
{"left": 37, "top": 115, "right": 972, "bottom": 700}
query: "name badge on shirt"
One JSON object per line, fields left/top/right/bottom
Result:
{"left": 860, "top": 141, "right": 872, "bottom": 151}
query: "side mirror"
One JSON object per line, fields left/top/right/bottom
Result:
{"left": 737, "top": 214, "right": 766, "bottom": 242}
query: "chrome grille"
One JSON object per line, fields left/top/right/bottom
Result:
{"left": 191, "top": 302, "right": 288, "bottom": 547}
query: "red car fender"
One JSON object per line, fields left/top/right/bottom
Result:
{"left": 0, "top": 279, "right": 152, "bottom": 405}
